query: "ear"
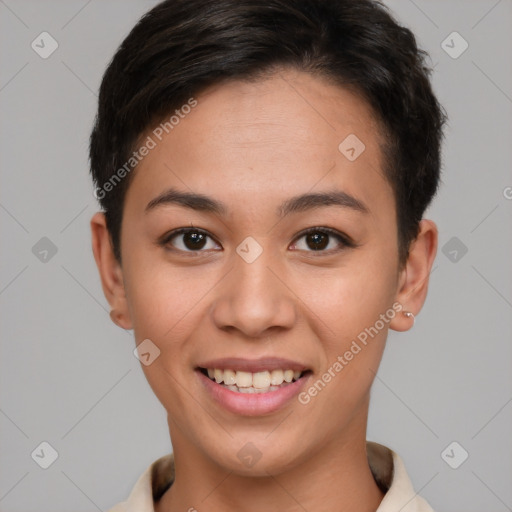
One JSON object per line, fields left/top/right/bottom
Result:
{"left": 90, "top": 212, "right": 133, "bottom": 330}
{"left": 389, "top": 219, "right": 438, "bottom": 332}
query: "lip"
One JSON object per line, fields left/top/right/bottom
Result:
{"left": 196, "top": 368, "right": 311, "bottom": 416}
{"left": 196, "top": 356, "right": 308, "bottom": 373}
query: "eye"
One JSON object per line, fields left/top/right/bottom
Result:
{"left": 290, "top": 227, "right": 355, "bottom": 253}
{"left": 160, "top": 227, "right": 220, "bottom": 253}
{"left": 160, "top": 226, "right": 356, "bottom": 255}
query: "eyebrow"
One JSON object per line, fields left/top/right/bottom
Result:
{"left": 145, "top": 187, "right": 369, "bottom": 217}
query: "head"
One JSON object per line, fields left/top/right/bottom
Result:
{"left": 90, "top": 0, "right": 446, "bottom": 475}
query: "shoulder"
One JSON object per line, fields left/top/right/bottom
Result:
{"left": 105, "top": 453, "right": 175, "bottom": 512}
{"left": 367, "top": 441, "right": 436, "bottom": 512}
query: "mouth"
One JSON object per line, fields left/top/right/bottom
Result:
{"left": 198, "top": 367, "right": 308, "bottom": 393}
{"left": 195, "top": 359, "right": 312, "bottom": 416}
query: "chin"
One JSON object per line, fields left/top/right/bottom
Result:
{"left": 203, "top": 436, "right": 306, "bottom": 478}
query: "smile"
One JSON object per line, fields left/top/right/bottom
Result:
{"left": 195, "top": 357, "right": 311, "bottom": 415}
{"left": 200, "top": 368, "right": 303, "bottom": 393}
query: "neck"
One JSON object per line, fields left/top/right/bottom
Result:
{"left": 157, "top": 406, "right": 385, "bottom": 512}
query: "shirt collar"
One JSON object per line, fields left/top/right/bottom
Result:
{"left": 111, "top": 441, "right": 435, "bottom": 512}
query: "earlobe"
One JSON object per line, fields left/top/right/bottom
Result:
{"left": 389, "top": 219, "right": 438, "bottom": 333}
{"left": 90, "top": 212, "right": 133, "bottom": 330}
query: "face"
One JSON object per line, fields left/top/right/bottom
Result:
{"left": 95, "top": 68, "right": 429, "bottom": 476}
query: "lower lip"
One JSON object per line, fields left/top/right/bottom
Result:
{"left": 196, "top": 370, "right": 310, "bottom": 416}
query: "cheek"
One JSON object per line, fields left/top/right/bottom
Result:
{"left": 123, "top": 264, "right": 202, "bottom": 410}
{"left": 299, "top": 250, "right": 397, "bottom": 341}
{"left": 123, "top": 252, "right": 212, "bottom": 339}
{"left": 293, "top": 247, "right": 397, "bottom": 404}
{"left": 297, "top": 274, "right": 392, "bottom": 424}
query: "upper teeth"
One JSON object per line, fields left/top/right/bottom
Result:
{"left": 206, "top": 368, "right": 302, "bottom": 388}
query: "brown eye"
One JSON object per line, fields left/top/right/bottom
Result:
{"left": 305, "top": 231, "right": 329, "bottom": 251}
{"left": 161, "top": 228, "right": 220, "bottom": 252}
{"left": 291, "top": 227, "right": 354, "bottom": 253}
{"left": 180, "top": 231, "right": 208, "bottom": 250}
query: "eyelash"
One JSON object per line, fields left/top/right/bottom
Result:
{"left": 159, "top": 226, "right": 357, "bottom": 255}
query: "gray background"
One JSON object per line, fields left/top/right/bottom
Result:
{"left": 1, "top": 1, "right": 511, "bottom": 511}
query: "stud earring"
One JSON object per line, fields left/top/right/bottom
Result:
{"left": 402, "top": 310, "right": 415, "bottom": 326}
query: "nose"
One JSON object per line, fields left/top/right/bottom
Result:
{"left": 210, "top": 243, "right": 297, "bottom": 339}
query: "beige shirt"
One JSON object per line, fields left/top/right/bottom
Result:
{"left": 107, "top": 441, "right": 435, "bottom": 512}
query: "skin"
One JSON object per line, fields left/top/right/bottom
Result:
{"left": 91, "top": 67, "right": 437, "bottom": 512}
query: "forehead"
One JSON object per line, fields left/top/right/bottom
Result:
{"left": 125, "top": 68, "right": 393, "bottom": 221}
